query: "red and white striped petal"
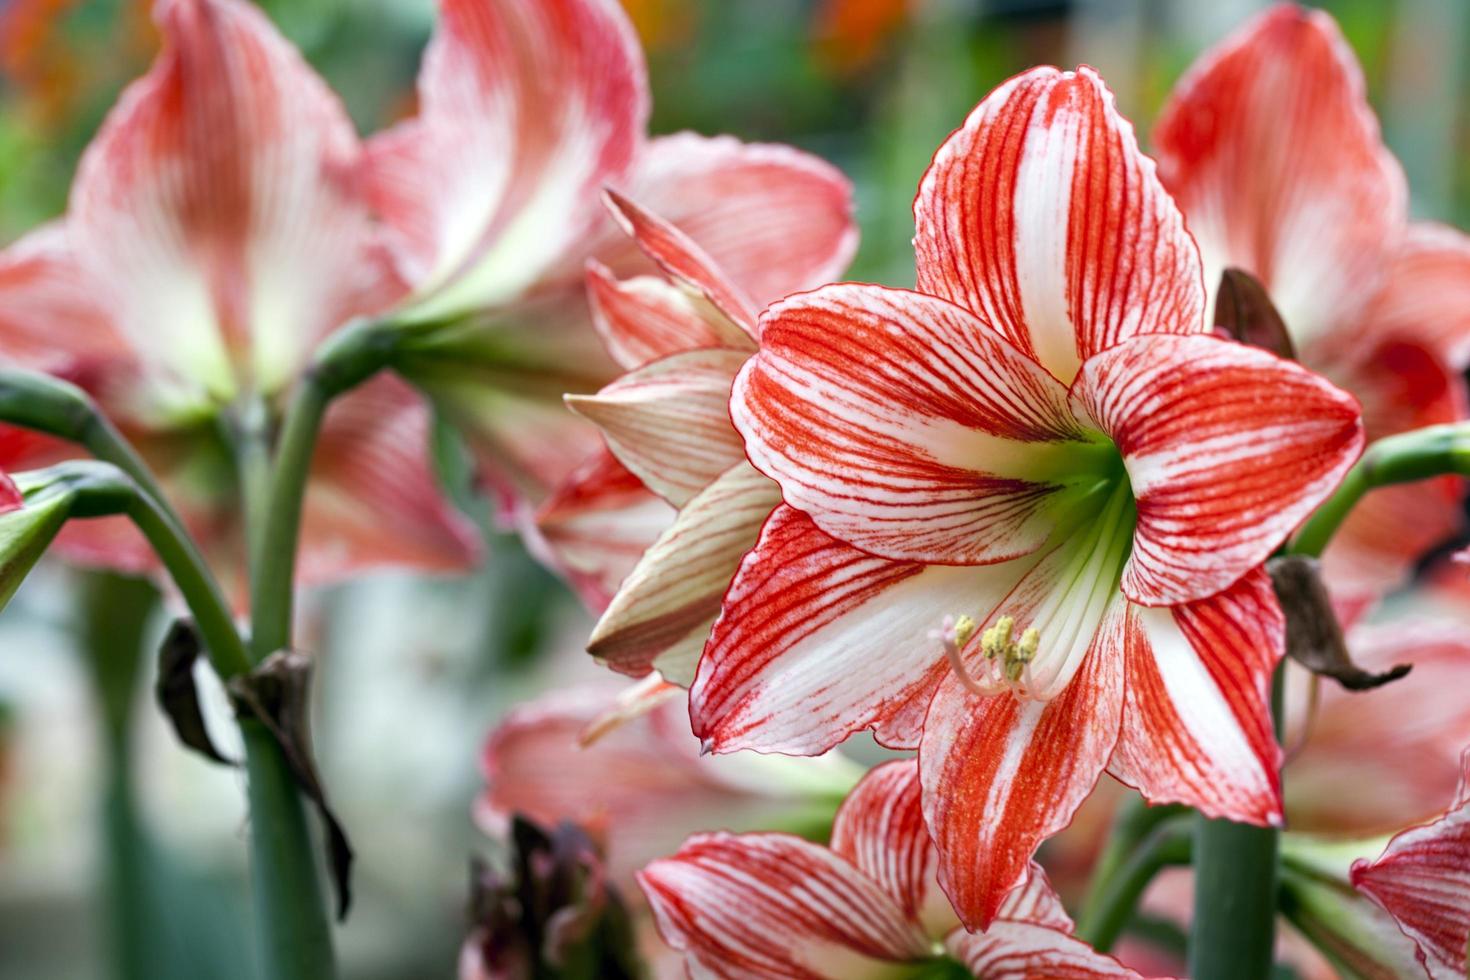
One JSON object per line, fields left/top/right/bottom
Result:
{"left": 733, "top": 283, "right": 1099, "bottom": 565}
{"left": 830, "top": 760, "right": 956, "bottom": 938}
{"left": 913, "top": 66, "right": 1204, "bottom": 385}
{"left": 1351, "top": 750, "right": 1470, "bottom": 980}
{"left": 1107, "top": 568, "right": 1283, "bottom": 825}
{"left": 997, "top": 865, "right": 1074, "bottom": 933}
{"left": 614, "top": 132, "right": 859, "bottom": 310}
{"left": 946, "top": 922, "right": 1143, "bottom": 979}
{"left": 921, "top": 598, "right": 1125, "bottom": 930}
{"left": 365, "top": 0, "right": 647, "bottom": 319}
{"left": 566, "top": 348, "right": 748, "bottom": 507}
{"left": 69, "top": 0, "right": 394, "bottom": 406}
{"left": 601, "top": 189, "right": 760, "bottom": 332}
{"left": 298, "top": 375, "right": 481, "bottom": 585}
{"left": 638, "top": 832, "right": 932, "bottom": 979}
{"left": 0, "top": 224, "right": 131, "bottom": 373}
{"left": 692, "top": 505, "right": 1040, "bottom": 755}
{"left": 529, "top": 448, "right": 674, "bottom": 612}
{"left": 1073, "top": 333, "right": 1363, "bottom": 607}
{"left": 588, "top": 462, "right": 779, "bottom": 684}
{"left": 1153, "top": 5, "right": 1405, "bottom": 351}
{"left": 1354, "top": 223, "right": 1470, "bottom": 372}
{"left": 586, "top": 261, "right": 754, "bottom": 372}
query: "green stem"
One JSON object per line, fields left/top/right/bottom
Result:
{"left": 246, "top": 378, "right": 328, "bottom": 663}
{"left": 1075, "top": 816, "right": 1192, "bottom": 952}
{"left": 234, "top": 320, "right": 398, "bottom": 980}
{"left": 124, "top": 487, "right": 251, "bottom": 679}
{"left": 80, "top": 571, "right": 160, "bottom": 980}
{"left": 1077, "top": 796, "right": 1187, "bottom": 939}
{"left": 1187, "top": 666, "right": 1286, "bottom": 980}
{"left": 241, "top": 720, "right": 335, "bottom": 980}
{"left": 249, "top": 316, "right": 398, "bottom": 665}
{"left": 1292, "top": 422, "right": 1470, "bottom": 558}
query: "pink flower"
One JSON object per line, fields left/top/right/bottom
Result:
{"left": 0, "top": 0, "right": 477, "bottom": 593}
{"left": 367, "top": 0, "right": 857, "bottom": 514}
{"left": 476, "top": 684, "right": 861, "bottom": 890}
{"left": 1350, "top": 749, "right": 1470, "bottom": 980}
{"left": 1153, "top": 4, "right": 1470, "bottom": 609}
{"left": 692, "top": 65, "right": 1364, "bottom": 928}
{"left": 640, "top": 760, "right": 1148, "bottom": 978}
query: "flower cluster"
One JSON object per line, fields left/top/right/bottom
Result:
{"left": 1, "top": 0, "right": 1469, "bottom": 976}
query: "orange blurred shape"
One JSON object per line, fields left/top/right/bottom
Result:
{"left": 813, "top": 0, "right": 912, "bottom": 75}
{"left": 0, "top": 0, "right": 155, "bottom": 127}
{"left": 620, "top": 0, "right": 695, "bottom": 52}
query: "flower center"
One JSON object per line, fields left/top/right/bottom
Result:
{"left": 944, "top": 442, "right": 1136, "bottom": 702}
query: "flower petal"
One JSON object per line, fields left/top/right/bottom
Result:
{"left": 588, "top": 461, "right": 778, "bottom": 685}
{"left": 566, "top": 348, "right": 748, "bottom": 507}
{"left": 914, "top": 65, "right": 1204, "bottom": 385}
{"left": 70, "top": 0, "right": 395, "bottom": 405}
{"left": 1289, "top": 614, "right": 1470, "bottom": 835}
{"left": 1356, "top": 223, "right": 1470, "bottom": 372}
{"left": 829, "top": 760, "right": 955, "bottom": 937}
{"left": 585, "top": 261, "right": 754, "bottom": 372}
{"left": 921, "top": 597, "right": 1125, "bottom": 930}
{"left": 732, "top": 283, "right": 1099, "bottom": 565}
{"left": 1153, "top": 5, "right": 1406, "bottom": 350}
{"left": 601, "top": 189, "right": 761, "bottom": 332}
{"left": 365, "top": 0, "right": 647, "bottom": 319}
{"left": 298, "top": 374, "right": 481, "bottom": 584}
{"left": 1351, "top": 749, "right": 1470, "bottom": 980}
{"left": 0, "top": 223, "right": 131, "bottom": 372}
{"left": 1107, "top": 568, "right": 1284, "bottom": 826}
{"left": 616, "top": 132, "right": 859, "bottom": 309}
{"left": 481, "top": 687, "right": 855, "bottom": 889}
{"left": 528, "top": 448, "right": 674, "bottom": 612}
{"left": 692, "top": 504, "right": 1038, "bottom": 755}
{"left": 638, "top": 832, "right": 932, "bottom": 978}
{"left": 946, "top": 922, "right": 1144, "bottom": 979}
{"left": 1072, "top": 333, "right": 1363, "bottom": 606}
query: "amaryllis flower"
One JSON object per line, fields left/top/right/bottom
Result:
{"left": 553, "top": 192, "right": 808, "bottom": 681}
{"left": 640, "top": 760, "right": 1146, "bottom": 979}
{"left": 365, "top": 0, "right": 856, "bottom": 514}
{"left": 1153, "top": 4, "right": 1470, "bottom": 609}
{"left": 692, "top": 65, "right": 1364, "bottom": 928}
{"left": 0, "top": 0, "right": 477, "bottom": 594}
{"left": 1350, "top": 749, "right": 1470, "bottom": 980}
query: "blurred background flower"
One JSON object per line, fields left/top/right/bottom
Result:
{"left": 3, "top": 0, "right": 1470, "bottom": 977}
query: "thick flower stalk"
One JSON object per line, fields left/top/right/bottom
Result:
{"left": 1154, "top": 3, "right": 1470, "bottom": 612}
{"left": 1350, "top": 748, "right": 1470, "bottom": 980}
{"left": 640, "top": 760, "right": 1146, "bottom": 978}
{"left": 691, "top": 65, "right": 1364, "bottom": 928}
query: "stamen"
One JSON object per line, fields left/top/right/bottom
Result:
{"left": 929, "top": 614, "right": 987, "bottom": 696}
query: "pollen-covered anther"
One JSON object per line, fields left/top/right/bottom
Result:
{"left": 976, "top": 616, "right": 1041, "bottom": 690}
{"left": 929, "top": 613, "right": 986, "bottom": 696}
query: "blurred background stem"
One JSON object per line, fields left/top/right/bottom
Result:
{"left": 78, "top": 569, "right": 161, "bottom": 980}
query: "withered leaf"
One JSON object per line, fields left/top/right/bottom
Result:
{"left": 1267, "top": 555, "right": 1412, "bottom": 691}
{"left": 229, "top": 650, "right": 354, "bottom": 920}
{"left": 1215, "top": 267, "right": 1297, "bottom": 361}
{"left": 154, "top": 618, "right": 235, "bottom": 766}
